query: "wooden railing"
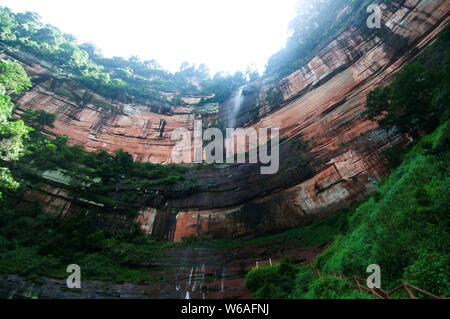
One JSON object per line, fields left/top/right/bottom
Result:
{"left": 252, "top": 259, "right": 273, "bottom": 269}
{"left": 311, "top": 268, "right": 447, "bottom": 299}
{"left": 250, "top": 259, "right": 446, "bottom": 299}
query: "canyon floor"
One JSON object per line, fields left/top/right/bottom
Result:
{"left": 0, "top": 236, "right": 328, "bottom": 299}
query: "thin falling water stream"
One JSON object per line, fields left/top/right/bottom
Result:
{"left": 228, "top": 86, "right": 244, "bottom": 129}
{"left": 220, "top": 265, "right": 226, "bottom": 298}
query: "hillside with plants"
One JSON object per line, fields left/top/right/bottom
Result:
{"left": 0, "top": 6, "right": 249, "bottom": 106}
{"left": 0, "top": 56, "right": 180, "bottom": 283}
{"left": 246, "top": 119, "right": 449, "bottom": 298}
{"left": 245, "top": 23, "right": 450, "bottom": 299}
{"left": 0, "top": 0, "right": 448, "bottom": 300}
{"left": 264, "top": 0, "right": 404, "bottom": 79}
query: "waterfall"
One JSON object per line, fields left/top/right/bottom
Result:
{"left": 199, "top": 264, "right": 205, "bottom": 294}
{"left": 220, "top": 266, "right": 226, "bottom": 295}
{"left": 228, "top": 86, "right": 244, "bottom": 129}
{"left": 192, "top": 265, "right": 200, "bottom": 292}
{"left": 187, "top": 267, "right": 193, "bottom": 286}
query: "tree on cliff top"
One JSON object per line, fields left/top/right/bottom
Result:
{"left": 365, "top": 24, "right": 450, "bottom": 139}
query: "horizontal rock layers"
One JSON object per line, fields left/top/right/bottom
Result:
{"left": 9, "top": 0, "right": 450, "bottom": 241}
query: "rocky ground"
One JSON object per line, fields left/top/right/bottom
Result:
{"left": 0, "top": 239, "right": 326, "bottom": 299}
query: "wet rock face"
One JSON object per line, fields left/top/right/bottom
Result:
{"left": 8, "top": 0, "right": 450, "bottom": 241}
{"left": 5, "top": 58, "right": 196, "bottom": 164}
{"left": 218, "top": 83, "right": 261, "bottom": 129}
{"left": 0, "top": 240, "right": 326, "bottom": 299}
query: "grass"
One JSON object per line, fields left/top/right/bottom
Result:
{"left": 245, "top": 120, "right": 450, "bottom": 299}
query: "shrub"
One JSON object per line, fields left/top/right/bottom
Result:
{"left": 303, "top": 276, "right": 373, "bottom": 299}
{"left": 403, "top": 249, "right": 450, "bottom": 297}
{"left": 245, "top": 255, "right": 298, "bottom": 299}
{"left": 253, "top": 283, "right": 285, "bottom": 299}
{"left": 289, "top": 267, "right": 316, "bottom": 298}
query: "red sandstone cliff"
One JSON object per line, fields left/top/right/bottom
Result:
{"left": 7, "top": 0, "right": 450, "bottom": 242}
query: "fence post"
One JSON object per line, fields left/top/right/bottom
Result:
{"left": 355, "top": 276, "right": 362, "bottom": 292}
{"left": 403, "top": 281, "right": 418, "bottom": 299}
{"left": 321, "top": 271, "right": 443, "bottom": 299}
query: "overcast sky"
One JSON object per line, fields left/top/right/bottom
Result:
{"left": 2, "top": 0, "right": 299, "bottom": 75}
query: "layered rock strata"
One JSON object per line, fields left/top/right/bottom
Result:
{"left": 7, "top": 0, "right": 450, "bottom": 241}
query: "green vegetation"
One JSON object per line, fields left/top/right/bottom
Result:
{"left": 0, "top": 2, "right": 448, "bottom": 294}
{"left": 0, "top": 202, "right": 168, "bottom": 283}
{"left": 0, "top": 58, "right": 32, "bottom": 198}
{"left": 245, "top": 256, "right": 299, "bottom": 299}
{"left": 246, "top": 120, "right": 450, "bottom": 299}
{"left": 196, "top": 71, "right": 247, "bottom": 106}
{"left": 11, "top": 133, "right": 196, "bottom": 216}
{"left": 265, "top": 0, "right": 397, "bottom": 79}
{"left": 245, "top": 23, "right": 450, "bottom": 299}
{"left": 245, "top": 256, "right": 373, "bottom": 299}
{"left": 291, "top": 272, "right": 374, "bottom": 299}
{"left": 314, "top": 120, "right": 450, "bottom": 297}
{"left": 0, "top": 54, "right": 199, "bottom": 284}
{"left": 3, "top": 108, "right": 197, "bottom": 217}
{"left": 176, "top": 207, "right": 352, "bottom": 251}
{"left": 0, "top": 6, "right": 253, "bottom": 106}
{"left": 265, "top": 87, "right": 284, "bottom": 107}
{"left": 0, "top": 59, "right": 197, "bottom": 215}
{"left": 365, "top": 24, "right": 450, "bottom": 139}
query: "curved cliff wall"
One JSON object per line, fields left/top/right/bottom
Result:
{"left": 8, "top": 0, "right": 450, "bottom": 241}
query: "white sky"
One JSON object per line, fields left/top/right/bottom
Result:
{"left": 2, "top": 0, "right": 299, "bottom": 75}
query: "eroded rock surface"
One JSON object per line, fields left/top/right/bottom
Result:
{"left": 0, "top": 239, "right": 326, "bottom": 299}
{"left": 6, "top": 0, "right": 450, "bottom": 241}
